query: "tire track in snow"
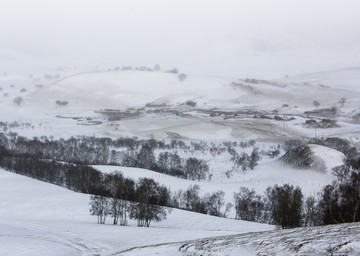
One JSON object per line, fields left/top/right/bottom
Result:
{"left": 0, "top": 220, "right": 112, "bottom": 256}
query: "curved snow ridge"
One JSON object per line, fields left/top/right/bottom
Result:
{"left": 279, "top": 67, "right": 360, "bottom": 92}
{"left": 308, "top": 144, "right": 345, "bottom": 174}
{"left": 0, "top": 221, "right": 111, "bottom": 256}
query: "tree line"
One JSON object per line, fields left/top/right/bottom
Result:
{"left": 0, "top": 132, "right": 267, "bottom": 181}
{"left": 0, "top": 133, "right": 213, "bottom": 180}
{"left": 1, "top": 131, "right": 358, "bottom": 228}
{"left": 1, "top": 142, "right": 359, "bottom": 228}
{"left": 233, "top": 158, "right": 360, "bottom": 228}
{"left": 89, "top": 175, "right": 169, "bottom": 227}
{"left": 169, "top": 185, "right": 233, "bottom": 217}
{"left": 0, "top": 144, "right": 230, "bottom": 225}
{"left": 0, "top": 145, "right": 170, "bottom": 227}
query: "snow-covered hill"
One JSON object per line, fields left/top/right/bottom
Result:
{"left": 308, "top": 144, "right": 345, "bottom": 173}
{"left": 280, "top": 144, "right": 345, "bottom": 173}
{"left": 280, "top": 67, "right": 360, "bottom": 92}
{"left": 94, "top": 163, "right": 334, "bottom": 210}
{"left": 2, "top": 168, "right": 358, "bottom": 256}
{"left": 24, "top": 69, "right": 359, "bottom": 111}
{"left": 1, "top": 67, "right": 359, "bottom": 255}
{"left": 1, "top": 68, "right": 359, "bottom": 142}
{"left": 0, "top": 169, "right": 273, "bottom": 256}
{"left": 26, "top": 71, "right": 236, "bottom": 110}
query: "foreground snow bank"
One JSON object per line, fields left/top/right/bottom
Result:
{"left": 120, "top": 222, "right": 360, "bottom": 256}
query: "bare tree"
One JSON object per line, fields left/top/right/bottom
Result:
{"left": 119, "top": 178, "right": 135, "bottom": 226}
{"left": 339, "top": 97, "right": 346, "bottom": 108}
{"left": 234, "top": 187, "right": 264, "bottom": 222}
{"left": 313, "top": 100, "right": 320, "bottom": 108}
{"left": 178, "top": 73, "right": 187, "bottom": 81}
{"left": 13, "top": 96, "right": 23, "bottom": 106}
{"left": 182, "top": 185, "right": 202, "bottom": 211}
{"left": 303, "top": 195, "right": 321, "bottom": 226}
{"left": 166, "top": 68, "right": 178, "bottom": 74}
{"left": 137, "top": 144, "right": 157, "bottom": 170}
{"left": 130, "top": 178, "right": 168, "bottom": 227}
{"left": 319, "top": 163, "right": 360, "bottom": 224}
{"left": 267, "top": 184, "right": 303, "bottom": 228}
{"left": 184, "top": 158, "right": 209, "bottom": 180}
{"left": 105, "top": 172, "right": 124, "bottom": 225}
{"left": 89, "top": 195, "right": 110, "bottom": 224}
{"left": 154, "top": 64, "right": 160, "bottom": 71}
{"left": 204, "top": 191, "right": 225, "bottom": 216}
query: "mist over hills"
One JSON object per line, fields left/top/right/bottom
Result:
{"left": 0, "top": 67, "right": 356, "bottom": 144}
{"left": 1, "top": 1, "right": 360, "bottom": 255}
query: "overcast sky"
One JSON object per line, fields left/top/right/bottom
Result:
{"left": 1, "top": 0, "right": 359, "bottom": 78}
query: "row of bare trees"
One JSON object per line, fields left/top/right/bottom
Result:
{"left": 89, "top": 174, "right": 169, "bottom": 227}
{"left": 0, "top": 144, "right": 171, "bottom": 227}
{"left": 169, "top": 185, "right": 232, "bottom": 217}
{"left": 0, "top": 133, "right": 212, "bottom": 180}
{"left": 233, "top": 158, "right": 360, "bottom": 228}
{"left": 0, "top": 132, "right": 269, "bottom": 181}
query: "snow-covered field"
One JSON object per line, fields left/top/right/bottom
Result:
{"left": 0, "top": 169, "right": 273, "bottom": 256}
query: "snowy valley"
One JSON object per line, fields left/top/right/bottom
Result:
{"left": 0, "top": 66, "right": 359, "bottom": 255}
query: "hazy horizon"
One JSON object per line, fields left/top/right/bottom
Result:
{"left": 1, "top": 0, "right": 360, "bottom": 79}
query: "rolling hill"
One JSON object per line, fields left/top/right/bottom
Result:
{"left": 0, "top": 67, "right": 359, "bottom": 255}
{"left": 0, "top": 169, "right": 273, "bottom": 256}
{"left": 0, "top": 68, "right": 358, "bottom": 142}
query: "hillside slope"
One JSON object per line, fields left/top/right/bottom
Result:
{"left": 280, "top": 144, "right": 345, "bottom": 173}
{"left": 24, "top": 69, "right": 360, "bottom": 111}
{"left": 280, "top": 67, "right": 360, "bottom": 92}
{"left": 0, "top": 169, "right": 273, "bottom": 256}
{"left": 119, "top": 222, "right": 360, "bottom": 256}
{"left": 1, "top": 69, "right": 359, "bottom": 141}
{"left": 94, "top": 164, "right": 335, "bottom": 212}
{"left": 25, "top": 71, "right": 236, "bottom": 110}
